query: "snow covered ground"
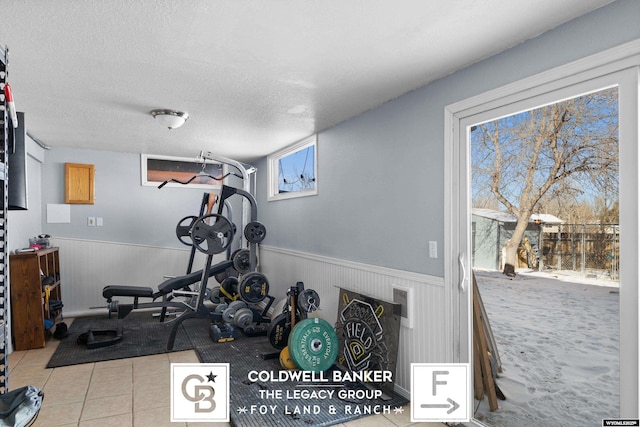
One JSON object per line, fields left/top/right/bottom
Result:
{"left": 473, "top": 268, "right": 620, "bottom": 427}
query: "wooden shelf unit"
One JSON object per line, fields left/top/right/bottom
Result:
{"left": 9, "top": 247, "right": 62, "bottom": 350}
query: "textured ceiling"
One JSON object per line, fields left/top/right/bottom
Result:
{"left": 0, "top": 1, "right": 614, "bottom": 162}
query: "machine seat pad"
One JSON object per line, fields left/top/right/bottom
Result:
{"left": 157, "top": 260, "right": 234, "bottom": 295}
{"left": 102, "top": 285, "right": 154, "bottom": 299}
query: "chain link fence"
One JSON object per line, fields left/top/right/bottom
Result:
{"left": 540, "top": 223, "right": 619, "bottom": 281}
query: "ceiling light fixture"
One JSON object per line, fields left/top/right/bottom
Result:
{"left": 150, "top": 109, "right": 189, "bottom": 129}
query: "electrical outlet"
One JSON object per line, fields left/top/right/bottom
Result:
{"left": 96, "top": 217, "right": 103, "bottom": 226}
{"left": 87, "top": 216, "right": 96, "bottom": 226}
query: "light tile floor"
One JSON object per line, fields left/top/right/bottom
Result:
{"left": 8, "top": 320, "right": 444, "bottom": 427}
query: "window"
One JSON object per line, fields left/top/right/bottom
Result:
{"left": 268, "top": 134, "right": 317, "bottom": 201}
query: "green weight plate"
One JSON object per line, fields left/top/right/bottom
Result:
{"left": 288, "top": 318, "right": 338, "bottom": 372}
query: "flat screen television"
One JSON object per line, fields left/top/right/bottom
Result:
{"left": 8, "top": 111, "right": 28, "bottom": 210}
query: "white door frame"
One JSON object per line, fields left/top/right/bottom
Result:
{"left": 444, "top": 40, "right": 640, "bottom": 422}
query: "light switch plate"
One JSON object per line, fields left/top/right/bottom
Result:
{"left": 429, "top": 241, "right": 438, "bottom": 258}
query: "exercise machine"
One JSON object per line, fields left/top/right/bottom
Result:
{"left": 165, "top": 184, "right": 270, "bottom": 350}
{"left": 85, "top": 184, "right": 272, "bottom": 350}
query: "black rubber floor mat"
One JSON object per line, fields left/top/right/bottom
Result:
{"left": 46, "top": 312, "right": 195, "bottom": 368}
{"left": 195, "top": 335, "right": 409, "bottom": 427}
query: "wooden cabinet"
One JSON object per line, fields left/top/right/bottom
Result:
{"left": 9, "top": 247, "right": 63, "bottom": 350}
{"left": 65, "top": 163, "right": 95, "bottom": 204}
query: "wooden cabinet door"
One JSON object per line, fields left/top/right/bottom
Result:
{"left": 65, "top": 163, "right": 94, "bottom": 204}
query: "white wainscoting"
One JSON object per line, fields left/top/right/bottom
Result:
{"left": 51, "top": 237, "right": 218, "bottom": 317}
{"left": 259, "top": 245, "right": 450, "bottom": 396}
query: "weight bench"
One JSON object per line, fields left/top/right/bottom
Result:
{"left": 80, "top": 260, "right": 234, "bottom": 349}
{"left": 102, "top": 259, "right": 235, "bottom": 321}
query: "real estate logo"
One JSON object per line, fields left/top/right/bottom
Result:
{"left": 411, "top": 363, "right": 469, "bottom": 423}
{"left": 171, "top": 363, "right": 230, "bottom": 422}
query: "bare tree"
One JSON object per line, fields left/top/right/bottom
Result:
{"left": 472, "top": 87, "right": 618, "bottom": 276}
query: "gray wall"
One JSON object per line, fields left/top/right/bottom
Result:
{"left": 256, "top": 0, "right": 640, "bottom": 277}
{"left": 40, "top": 147, "right": 245, "bottom": 249}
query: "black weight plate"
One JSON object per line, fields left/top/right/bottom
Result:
{"left": 232, "top": 249, "right": 253, "bottom": 274}
{"left": 215, "top": 267, "right": 238, "bottom": 284}
{"left": 238, "top": 272, "right": 269, "bottom": 304}
{"left": 220, "top": 276, "right": 239, "bottom": 298}
{"left": 298, "top": 289, "right": 320, "bottom": 313}
{"left": 190, "top": 214, "right": 234, "bottom": 254}
{"left": 244, "top": 221, "right": 267, "bottom": 243}
{"left": 215, "top": 270, "right": 228, "bottom": 284}
{"left": 267, "top": 312, "right": 300, "bottom": 350}
{"left": 288, "top": 318, "right": 338, "bottom": 372}
{"left": 175, "top": 216, "right": 199, "bottom": 246}
{"left": 209, "top": 286, "right": 221, "bottom": 303}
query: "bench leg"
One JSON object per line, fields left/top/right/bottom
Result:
{"left": 167, "top": 311, "right": 200, "bottom": 351}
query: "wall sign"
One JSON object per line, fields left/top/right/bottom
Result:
{"left": 336, "top": 288, "right": 402, "bottom": 395}
{"left": 141, "top": 154, "right": 225, "bottom": 188}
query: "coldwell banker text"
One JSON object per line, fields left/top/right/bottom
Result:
{"left": 239, "top": 369, "right": 397, "bottom": 417}
{"left": 247, "top": 369, "right": 393, "bottom": 383}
